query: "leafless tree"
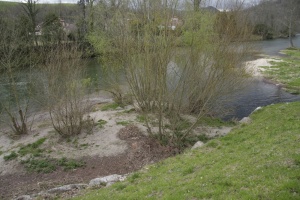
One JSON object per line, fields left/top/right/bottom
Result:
{"left": 21, "top": 0, "right": 40, "bottom": 46}
{"left": 40, "top": 45, "right": 92, "bottom": 137}
{"left": 89, "top": 0, "right": 252, "bottom": 148}
{"left": 0, "top": 19, "right": 34, "bottom": 136}
{"left": 278, "top": 0, "right": 300, "bottom": 47}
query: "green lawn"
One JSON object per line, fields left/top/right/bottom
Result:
{"left": 72, "top": 102, "right": 300, "bottom": 200}
{"left": 261, "top": 49, "right": 300, "bottom": 94}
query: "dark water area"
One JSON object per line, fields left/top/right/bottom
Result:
{"left": 222, "top": 79, "right": 300, "bottom": 120}
{"left": 222, "top": 35, "right": 300, "bottom": 120}
{"left": 252, "top": 34, "right": 300, "bottom": 56}
{"left": 1, "top": 36, "right": 300, "bottom": 121}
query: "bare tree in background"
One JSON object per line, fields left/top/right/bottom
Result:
{"left": 194, "top": 0, "right": 202, "bottom": 11}
{"left": 21, "top": 0, "right": 39, "bottom": 46}
{"left": 278, "top": 0, "right": 300, "bottom": 47}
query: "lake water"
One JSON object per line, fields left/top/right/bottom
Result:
{"left": 1, "top": 36, "right": 300, "bottom": 120}
{"left": 222, "top": 35, "right": 300, "bottom": 120}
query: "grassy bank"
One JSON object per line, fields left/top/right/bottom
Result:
{"left": 73, "top": 101, "right": 300, "bottom": 200}
{"left": 261, "top": 49, "right": 300, "bottom": 94}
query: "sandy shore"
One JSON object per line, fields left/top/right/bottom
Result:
{"left": 245, "top": 57, "right": 281, "bottom": 77}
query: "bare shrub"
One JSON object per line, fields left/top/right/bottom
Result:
{"left": 0, "top": 19, "right": 34, "bottom": 136}
{"left": 89, "top": 0, "right": 253, "bottom": 148}
{"left": 41, "top": 45, "right": 92, "bottom": 137}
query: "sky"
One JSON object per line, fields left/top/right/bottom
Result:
{"left": 0, "top": 0, "right": 260, "bottom": 8}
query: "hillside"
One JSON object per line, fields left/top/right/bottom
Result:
{"left": 74, "top": 102, "right": 300, "bottom": 200}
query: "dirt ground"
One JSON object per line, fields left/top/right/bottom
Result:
{"left": 0, "top": 93, "right": 232, "bottom": 199}
{"left": 0, "top": 125, "right": 175, "bottom": 199}
{"left": 0, "top": 93, "right": 178, "bottom": 199}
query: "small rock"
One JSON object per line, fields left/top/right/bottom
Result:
{"left": 133, "top": 102, "right": 141, "bottom": 111}
{"left": 124, "top": 105, "right": 134, "bottom": 110}
{"left": 47, "top": 184, "right": 88, "bottom": 194}
{"left": 116, "top": 107, "right": 123, "bottom": 110}
{"left": 15, "top": 195, "right": 32, "bottom": 200}
{"left": 191, "top": 141, "right": 204, "bottom": 150}
{"left": 253, "top": 106, "right": 262, "bottom": 112}
{"left": 89, "top": 174, "right": 126, "bottom": 187}
{"left": 239, "top": 117, "right": 252, "bottom": 124}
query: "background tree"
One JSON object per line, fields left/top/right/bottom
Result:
{"left": 194, "top": 0, "right": 202, "bottom": 12}
{"left": 42, "top": 13, "right": 65, "bottom": 45}
{"left": 278, "top": 0, "right": 300, "bottom": 47}
{"left": 21, "top": 0, "right": 40, "bottom": 46}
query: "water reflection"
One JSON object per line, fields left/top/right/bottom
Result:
{"left": 222, "top": 78, "right": 300, "bottom": 120}
{"left": 222, "top": 35, "right": 300, "bottom": 119}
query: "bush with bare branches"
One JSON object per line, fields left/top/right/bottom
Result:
{"left": 89, "top": 0, "right": 253, "bottom": 148}
{"left": 40, "top": 45, "right": 92, "bottom": 137}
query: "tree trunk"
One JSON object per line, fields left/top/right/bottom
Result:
{"left": 289, "top": 19, "right": 294, "bottom": 47}
{"left": 194, "top": 0, "right": 201, "bottom": 12}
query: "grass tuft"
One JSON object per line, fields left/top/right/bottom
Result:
{"left": 101, "top": 102, "right": 120, "bottom": 111}
{"left": 261, "top": 49, "right": 300, "bottom": 94}
{"left": 3, "top": 151, "right": 18, "bottom": 161}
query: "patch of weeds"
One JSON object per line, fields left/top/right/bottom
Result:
{"left": 197, "top": 117, "right": 235, "bottom": 127}
{"left": 82, "top": 117, "right": 95, "bottom": 134}
{"left": 21, "top": 157, "right": 85, "bottom": 173}
{"left": 182, "top": 166, "right": 194, "bottom": 176}
{"left": 128, "top": 173, "right": 140, "bottom": 183}
{"left": 101, "top": 102, "right": 120, "bottom": 111}
{"left": 4, "top": 151, "right": 18, "bottom": 161}
{"left": 79, "top": 143, "right": 89, "bottom": 150}
{"left": 96, "top": 119, "right": 107, "bottom": 128}
{"left": 197, "top": 134, "right": 210, "bottom": 143}
{"left": 175, "top": 119, "right": 192, "bottom": 131}
{"left": 58, "top": 157, "right": 85, "bottom": 171}
{"left": 206, "top": 140, "right": 219, "bottom": 148}
{"left": 33, "top": 133, "right": 40, "bottom": 137}
{"left": 48, "top": 130, "right": 57, "bottom": 134}
{"left": 114, "top": 183, "right": 127, "bottom": 191}
{"left": 18, "top": 138, "right": 47, "bottom": 157}
{"left": 116, "top": 121, "right": 131, "bottom": 126}
{"left": 37, "top": 123, "right": 50, "bottom": 129}
{"left": 123, "top": 108, "right": 135, "bottom": 114}
{"left": 136, "top": 115, "right": 146, "bottom": 123}
{"left": 22, "top": 158, "right": 56, "bottom": 173}
{"left": 293, "top": 155, "right": 300, "bottom": 166}
{"left": 71, "top": 138, "right": 79, "bottom": 148}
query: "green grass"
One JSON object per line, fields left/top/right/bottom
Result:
{"left": 261, "top": 49, "right": 300, "bottom": 94}
{"left": 116, "top": 121, "right": 132, "bottom": 126}
{"left": 18, "top": 137, "right": 46, "bottom": 157}
{"left": 57, "top": 157, "right": 85, "bottom": 171}
{"left": 3, "top": 151, "right": 18, "bottom": 161}
{"left": 96, "top": 119, "right": 107, "bottom": 128}
{"left": 73, "top": 102, "right": 300, "bottom": 200}
{"left": 101, "top": 102, "right": 121, "bottom": 111}
{"left": 22, "top": 157, "right": 85, "bottom": 173}
{"left": 22, "top": 158, "right": 56, "bottom": 173}
{"left": 197, "top": 116, "right": 236, "bottom": 127}
{"left": 4, "top": 138, "right": 47, "bottom": 162}
{"left": 136, "top": 115, "right": 146, "bottom": 123}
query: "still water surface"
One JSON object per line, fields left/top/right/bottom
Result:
{"left": 223, "top": 35, "right": 300, "bottom": 119}
{"left": 1, "top": 36, "right": 300, "bottom": 120}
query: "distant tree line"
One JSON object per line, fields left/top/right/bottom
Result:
{"left": 247, "top": 0, "right": 300, "bottom": 46}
